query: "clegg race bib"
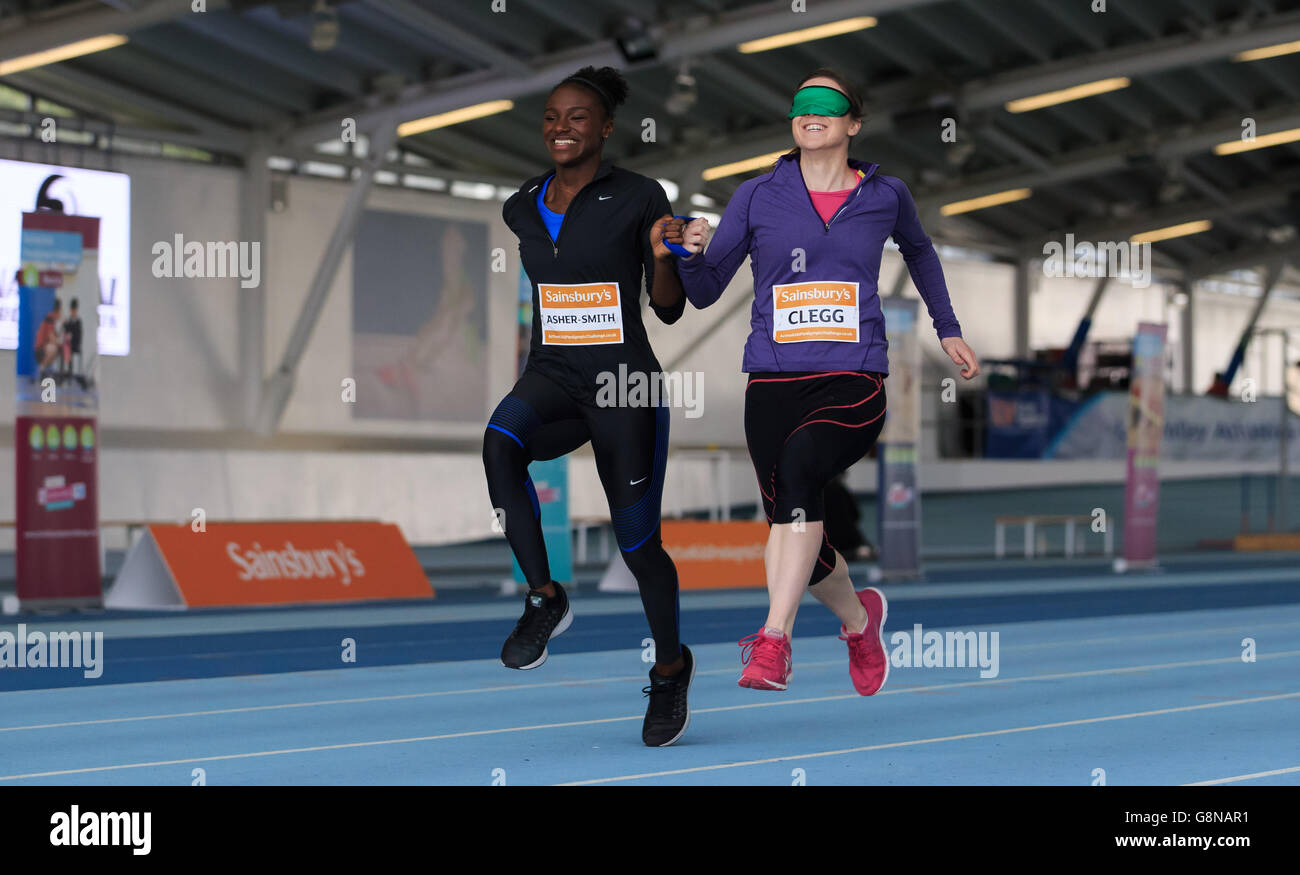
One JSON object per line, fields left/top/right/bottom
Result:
{"left": 772, "top": 281, "right": 859, "bottom": 343}
{"left": 538, "top": 282, "right": 623, "bottom": 345}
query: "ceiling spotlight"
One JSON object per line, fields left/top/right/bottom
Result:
{"left": 1157, "top": 177, "right": 1186, "bottom": 204}
{"left": 945, "top": 141, "right": 976, "bottom": 167}
{"left": 1266, "top": 224, "right": 1297, "bottom": 244}
{"left": 665, "top": 64, "right": 697, "bottom": 116}
{"left": 310, "top": 0, "right": 339, "bottom": 52}
{"left": 616, "top": 17, "right": 657, "bottom": 62}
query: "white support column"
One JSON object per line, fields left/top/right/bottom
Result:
{"left": 1181, "top": 278, "right": 1195, "bottom": 395}
{"left": 1014, "top": 258, "right": 1032, "bottom": 359}
{"left": 239, "top": 136, "right": 270, "bottom": 429}
{"left": 255, "top": 114, "right": 400, "bottom": 434}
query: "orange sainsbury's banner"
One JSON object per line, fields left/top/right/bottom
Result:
{"left": 661, "top": 520, "right": 767, "bottom": 589}
{"left": 108, "top": 521, "right": 432, "bottom": 609}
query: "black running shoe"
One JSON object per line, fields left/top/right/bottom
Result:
{"left": 642, "top": 644, "right": 694, "bottom": 747}
{"left": 500, "top": 582, "right": 573, "bottom": 670}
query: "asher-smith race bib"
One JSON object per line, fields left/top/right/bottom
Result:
{"left": 538, "top": 282, "right": 623, "bottom": 345}
{"left": 771, "top": 281, "right": 859, "bottom": 343}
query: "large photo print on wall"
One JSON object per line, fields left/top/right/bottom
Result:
{"left": 351, "top": 210, "right": 488, "bottom": 422}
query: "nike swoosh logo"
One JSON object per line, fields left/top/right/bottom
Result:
{"left": 598, "top": 195, "right": 613, "bottom": 200}
{"left": 630, "top": 476, "right": 648, "bottom": 485}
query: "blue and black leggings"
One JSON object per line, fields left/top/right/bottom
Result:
{"left": 483, "top": 368, "right": 680, "bottom": 661}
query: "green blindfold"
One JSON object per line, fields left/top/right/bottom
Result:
{"left": 787, "top": 85, "right": 851, "bottom": 119}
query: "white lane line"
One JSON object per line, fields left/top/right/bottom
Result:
{"left": 5, "top": 645, "right": 1298, "bottom": 734}
{"left": 0, "top": 659, "right": 842, "bottom": 733}
{"left": 3, "top": 651, "right": 1298, "bottom": 780}
{"left": 560, "top": 692, "right": 1300, "bottom": 785}
{"left": 1008, "top": 619, "right": 1300, "bottom": 652}
{"left": 1184, "top": 765, "right": 1300, "bottom": 786}
{"left": 4, "top": 608, "right": 1297, "bottom": 702}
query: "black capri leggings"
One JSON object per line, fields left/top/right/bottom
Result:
{"left": 482, "top": 368, "right": 681, "bottom": 662}
{"left": 744, "top": 370, "right": 887, "bottom": 585}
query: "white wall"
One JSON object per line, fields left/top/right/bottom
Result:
{"left": 267, "top": 175, "right": 517, "bottom": 439}
{"left": 2, "top": 152, "right": 1297, "bottom": 546}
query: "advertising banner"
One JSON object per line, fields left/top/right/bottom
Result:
{"left": 877, "top": 297, "right": 922, "bottom": 579}
{"left": 15, "top": 210, "right": 102, "bottom": 608}
{"left": 1048, "top": 392, "right": 1300, "bottom": 462}
{"left": 986, "top": 390, "right": 1052, "bottom": 457}
{"left": 661, "top": 520, "right": 767, "bottom": 589}
{"left": 510, "top": 457, "right": 573, "bottom": 585}
{"left": 511, "top": 265, "right": 572, "bottom": 585}
{"left": 1121, "top": 322, "right": 1168, "bottom": 567}
{"left": 108, "top": 522, "right": 432, "bottom": 609}
{"left": 0, "top": 160, "right": 130, "bottom": 355}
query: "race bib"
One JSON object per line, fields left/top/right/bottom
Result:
{"left": 538, "top": 282, "right": 623, "bottom": 345}
{"left": 772, "top": 281, "right": 859, "bottom": 343}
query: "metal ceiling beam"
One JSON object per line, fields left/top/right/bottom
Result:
{"left": 359, "top": 0, "right": 530, "bottom": 75}
{"left": 0, "top": 105, "right": 225, "bottom": 151}
{"left": 283, "top": 147, "right": 519, "bottom": 189}
{"left": 914, "top": 103, "right": 1300, "bottom": 215}
{"left": 961, "top": 9, "right": 1300, "bottom": 112}
{"left": 285, "top": 0, "right": 946, "bottom": 147}
{"left": 1021, "top": 174, "right": 1300, "bottom": 254}
{"left": 6, "top": 66, "right": 249, "bottom": 153}
{"left": 127, "top": 29, "right": 314, "bottom": 114}
{"left": 0, "top": 0, "right": 226, "bottom": 59}
{"left": 516, "top": 0, "right": 606, "bottom": 42}
{"left": 177, "top": 11, "right": 364, "bottom": 96}
{"left": 1189, "top": 240, "right": 1300, "bottom": 280}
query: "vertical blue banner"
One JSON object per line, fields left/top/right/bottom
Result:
{"left": 512, "top": 456, "right": 572, "bottom": 584}
{"left": 511, "top": 265, "right": 572, "bottom": 584}
{"left": 877, "top": 297, "right": 922, "bottom": 579}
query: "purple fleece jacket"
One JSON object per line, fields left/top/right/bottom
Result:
{"left": 677, "top": 153, "right": 962, "bottom": 375}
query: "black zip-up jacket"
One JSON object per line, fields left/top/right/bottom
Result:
{"left": 503, "top": 160, "right": 685, "bottom": 403}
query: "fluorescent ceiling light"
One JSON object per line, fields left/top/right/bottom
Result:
{"left": 940, "top": 188, "right": 1033, "bottom": 216}
{"left": 738, "top": 17, "right": 876, "bottom": 54}
{"left": 701, "top": 150, "right": 787, "bottom": 181}
{"left": 1214, "top": 127, "right": 1300, "bottom": 155}
{"left": 1005, "top": 77, "right": 1131, "bottom": 113}
{"left": 0, "top": 35, "right": 128, "bottom": 76}
{"left": 398, "top": 100, "right": 514, "bottom": 137}
{"left": 1233, "top": 40, "right": 1300, "bottom": 63}
{"left": 1130, "top": 219, "right": 1212, "bottom": 244}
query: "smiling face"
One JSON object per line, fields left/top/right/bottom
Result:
{"left": 543, "top": 83, "right": 613, "bottom": 167}
{"left": 790, "top": 75, "right": 861, "bottom": 153}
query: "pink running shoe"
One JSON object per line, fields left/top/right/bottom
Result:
{"left": 738, "top": 627, "right": 792, "bottom": 690}
{"left": 839, "top": 587, "right": 889, "bottom": 695}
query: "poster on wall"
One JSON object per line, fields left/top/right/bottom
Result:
{"left": 351, "top": 210, "right": 488, "bottom": 422}
{"left": 0, "top": 159, "right": 130, "bottom": 356}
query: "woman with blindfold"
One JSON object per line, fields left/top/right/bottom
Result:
{"left": 658, "top": 68, "right": 981, "bottom": 695}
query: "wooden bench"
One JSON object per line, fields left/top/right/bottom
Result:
{"left": 994, "top": 514, "right": 1113, "bottom": 558}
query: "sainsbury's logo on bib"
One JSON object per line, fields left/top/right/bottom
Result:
{"left": 539, "top": 282, "right": 624, "bottom": 345}
{"left": 772, "top": 281, "right": 859, "bottom": 343}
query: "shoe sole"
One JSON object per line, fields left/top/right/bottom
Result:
{"left": 854, "top": 587, "right": 889, "bottom": 696}
{"left": 647, "top": 649, "right": 697, "bottom": 747}
{"left": 737, "top": 670, "right": 792, "bottom": 690}
{"left": 502, "top": 601, "right": 574, "bottom": 671}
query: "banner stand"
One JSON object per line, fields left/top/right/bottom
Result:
{"left": 1116, "top": 322, "right": 1168, "bottom": 574}
{"left": 876, "top": 298, "right": 924, "bottom": 581}
{"left": 597, "top": 551, "right": 638, "bottom": 592}
{"left": 105, "top": 530, "right": 186, "bottom": 610}
{"left": 15, "top": 210, "right": 104, "bottom": 611}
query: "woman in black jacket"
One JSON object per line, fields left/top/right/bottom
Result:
{"left": 484, "top": 66, "right": 694, "bottom": 747}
